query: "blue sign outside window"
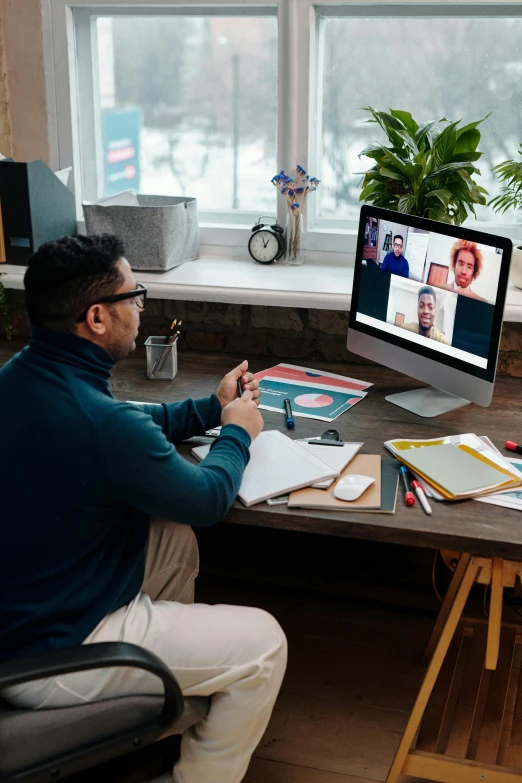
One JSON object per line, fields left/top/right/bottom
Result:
{"left": 101, "top": 108, "right": 142, "bottom": 196}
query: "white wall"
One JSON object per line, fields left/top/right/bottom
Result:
{"left": 3, "top": 0, "right": 51, "bottom": 164}
{"left": 423, "top": 231, "right": 501, "bottom": 304}
{"left": 386, "top": 276, "right": 457, "bottom": 344}
{"left": 0, "top": 4, "right": 11, "bottom": 157}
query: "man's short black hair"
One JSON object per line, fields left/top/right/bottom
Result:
{"left": 393, "top": 235, "right": 404, "bottom": 244}
{"left": 418, "top": 285, "right": 436, "bottom": 303}
{"left": 24, "top": 234, "right": 125, "bottom": 333}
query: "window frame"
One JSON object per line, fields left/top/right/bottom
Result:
{"left": 40, "top": 0, "right": 522, "bottom": 255}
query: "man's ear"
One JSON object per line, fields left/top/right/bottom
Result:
{"left": 84, "top": 304, "right": 108, "bottom": 336}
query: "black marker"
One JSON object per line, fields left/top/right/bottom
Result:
{"left": 237, "top": 378, "right": 243, "bottom": 398}
{"left": 284, "top": 398, "right": 295, "bottom": 429}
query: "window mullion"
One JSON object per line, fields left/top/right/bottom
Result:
{"left": 276, "top": 0, "right": 311, "bottom": 228}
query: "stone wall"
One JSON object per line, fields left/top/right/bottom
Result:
{"left": 4, "top": 290, "right": 522, "bottom": 376}
{"left": 0, "top": 5, "right": 11, "bottom": 157}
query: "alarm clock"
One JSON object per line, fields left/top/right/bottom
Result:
{"left": 248, "top": 216, "right": 286, "bottom": 265}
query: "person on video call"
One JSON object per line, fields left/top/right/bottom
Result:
{"left": 436, "top": 239, "right": 486, "bottom": 301}
{"left": 401, "top": 285, "right": 450, "bottom": 344}
{"left": 381, "top": 235, "right": 409, "bottom": 277}
{"left": 449, "top": 239, "right": 486, "bottom": 299}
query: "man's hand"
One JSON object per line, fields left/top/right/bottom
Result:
{"left": 216, "top": 360, "right": 261, "bottom": 408}
{"left": 221, "top": 390, "right": 264, "bottom": 442}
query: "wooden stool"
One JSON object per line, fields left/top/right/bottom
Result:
{"left": 386, "top": 555, "right": 522, "bottom": 783}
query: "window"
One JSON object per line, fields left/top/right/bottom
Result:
{"left": 78, "top": 8, "right": 277, "bottom": 224}
{"left": 313, "top": 7, "right": 522, "bottom": 236}
{"left": 39, "top": 1, "right": 522, "bottom": 255}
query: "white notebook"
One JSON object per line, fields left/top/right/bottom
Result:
{"left": 297, "top": 441, "right": 363, "bottom": 489}
{"left": 191, "top": 430, "right": 340, "bottom": 507}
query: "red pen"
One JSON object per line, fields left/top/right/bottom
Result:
{"left": 399, "top": 465, "right": 415, "bottom": 507}
{"left": 505, "top": 441, "right": 522, "bottom": 455}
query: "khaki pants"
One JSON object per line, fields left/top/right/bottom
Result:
{"left": 5, "top": 519, "right": 288, "bottom": 783}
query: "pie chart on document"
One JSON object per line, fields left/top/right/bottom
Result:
{"left": 293, "top": 393, "right": 335, "bottom": 409}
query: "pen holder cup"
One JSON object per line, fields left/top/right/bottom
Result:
{"left": 145, "top": 336, "right": 178, "bottom": 381}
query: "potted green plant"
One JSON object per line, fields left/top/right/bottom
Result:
{"left": 358, "top": 107, "right": 489, "bottom": 225}
{"left": 489, "top": 146, "right": 522, "bottom": 288}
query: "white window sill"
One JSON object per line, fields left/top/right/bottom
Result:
{"left": 3, "top": 251, "right": 522, "bottom": 321}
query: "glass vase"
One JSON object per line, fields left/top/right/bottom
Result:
{"left": 284, "top": 210, "right": 304, "bottom": 265}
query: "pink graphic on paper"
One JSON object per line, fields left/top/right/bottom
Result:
{"left": 294, "top": 393, "right": 335, "bottom": 408}
{"left": 254, "top": 364, "right": 369, "bottom": 391}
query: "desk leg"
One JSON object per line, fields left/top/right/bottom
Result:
{"left": 386, "top": 557, "right": 480, "bottom": 783}
{"left": 423, "top": 553, "right": 472, "bottom": 663}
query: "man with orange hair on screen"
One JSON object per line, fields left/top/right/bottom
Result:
{"left": 448, "top": 239, "right": 485, "bottom": 300}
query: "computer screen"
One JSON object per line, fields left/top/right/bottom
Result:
{"left": 349, "top": 206, "right": 512, "bottom": 386}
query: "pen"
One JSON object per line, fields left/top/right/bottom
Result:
{"left": 399, "top": 465, "right": 415, "bottom": 507}
{"left": 283, "top": 398, "right": 295, "bottom": 429}
{"left": 411, "top": 479, "right": 432, "bottom": 515}
{"left": 237, "top": 378, "right": 243, "bottom": 398}
{"left": 505, "top": 441, "right": 522, "bottom": 455}
{"left": 151, "top": 320, "right": 178, "bottom": 375}
{"left": 307, "top": 440, "right": 344, "bottom": 447}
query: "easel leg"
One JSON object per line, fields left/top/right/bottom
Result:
{"left": 423, "top": 553, "right": 472, "bottom": 663}
{"left": 486, "top": 557, "right": 503, "bottom": 671}
{"left": 386, "top": 558, "right": 480, "bottom": 783}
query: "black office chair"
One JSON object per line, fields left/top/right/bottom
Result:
{"left": 0, "top": 642, "right": 210, "bottom": 782}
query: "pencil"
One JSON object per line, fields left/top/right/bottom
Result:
{"left": 163, "top": 320, "right": 177, "bottom": 344}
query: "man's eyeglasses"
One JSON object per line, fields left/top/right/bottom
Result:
{"left": 393, "top": 243, "right": 403, "bottom": 249}
{"left": 76, "top": 283, "right": 147, "bottom": 322}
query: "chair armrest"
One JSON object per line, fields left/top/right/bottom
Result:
{"left": 0, "top": 642, "right": 184, "bottom": 726}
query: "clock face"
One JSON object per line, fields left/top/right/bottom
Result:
{"left": 249, "top": 230, "right": 280, "bottom": 263}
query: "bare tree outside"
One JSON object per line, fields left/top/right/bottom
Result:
{"left": 319, "top": 16, "right": 522, "bottom": 224}
{"left": 102, "top": 16, "right": 278, "bottom": 212}
{"left": 97, "top": 13, "right": 522, "bottom": 223}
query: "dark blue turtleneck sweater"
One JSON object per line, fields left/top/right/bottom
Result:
{"left": 0, "top": 327, "right": 251, "bottom": 660}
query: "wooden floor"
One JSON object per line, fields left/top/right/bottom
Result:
{"left": 110, "top": 530, "right": 469, "bottom": 783}
{"left": 196, "top": 573, "right": 431, "bottom": 783}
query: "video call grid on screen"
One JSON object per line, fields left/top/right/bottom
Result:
{"left": 351, "top": 207, "right": 511, "bottom": 378}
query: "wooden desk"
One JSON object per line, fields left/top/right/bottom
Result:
{"left": 108, "top": 347, "right": 522, "bottom": 560}
{"left": 1, "top": 338, "right": 521, "bottom": 556}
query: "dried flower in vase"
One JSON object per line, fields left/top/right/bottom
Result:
{"left": 271, "top": 166, "right": 320, "bottom": 264}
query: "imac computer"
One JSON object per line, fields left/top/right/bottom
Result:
{"left": 347, "top": 205, "right": 512, "bottom": 417}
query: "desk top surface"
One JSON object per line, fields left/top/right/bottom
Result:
{"left": 3, "top": 340, "right": 522, "bottom": 559}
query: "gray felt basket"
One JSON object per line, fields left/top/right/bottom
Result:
{"left": 83, "top": 195, "right": 200, "bottom": 272}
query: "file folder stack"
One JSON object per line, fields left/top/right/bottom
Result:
{"left": 384, "top": 434, "right": 522, "bottom": 501}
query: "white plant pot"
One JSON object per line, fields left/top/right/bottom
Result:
{"left": 511, "top": 245, "right": 522, "bottom": 289}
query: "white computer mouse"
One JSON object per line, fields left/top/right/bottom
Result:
{"left": 333, "top": 474, "right": 375, "bottom": 502}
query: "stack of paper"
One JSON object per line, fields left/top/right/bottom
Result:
{"left": 478, "top": 457, "right": 522, "bottom": 511}
{"left": 385, "top": 434, "right": 522, "bottom": 501}
{"left": 254, "top": 363, "right": 372, "bottom": 423}
{"left": 288, "top": 456, "right": 401, "bottom": 514}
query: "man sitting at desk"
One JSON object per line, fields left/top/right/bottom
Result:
{"left": 0, "top": 234, "right": 287, "bottom": 783}
{"left": 400, "top": 285, "right": 450, "bottom": 344}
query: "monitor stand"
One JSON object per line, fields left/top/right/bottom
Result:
{"left": 385, "top": 387, "right": 471, "bottom": 418}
